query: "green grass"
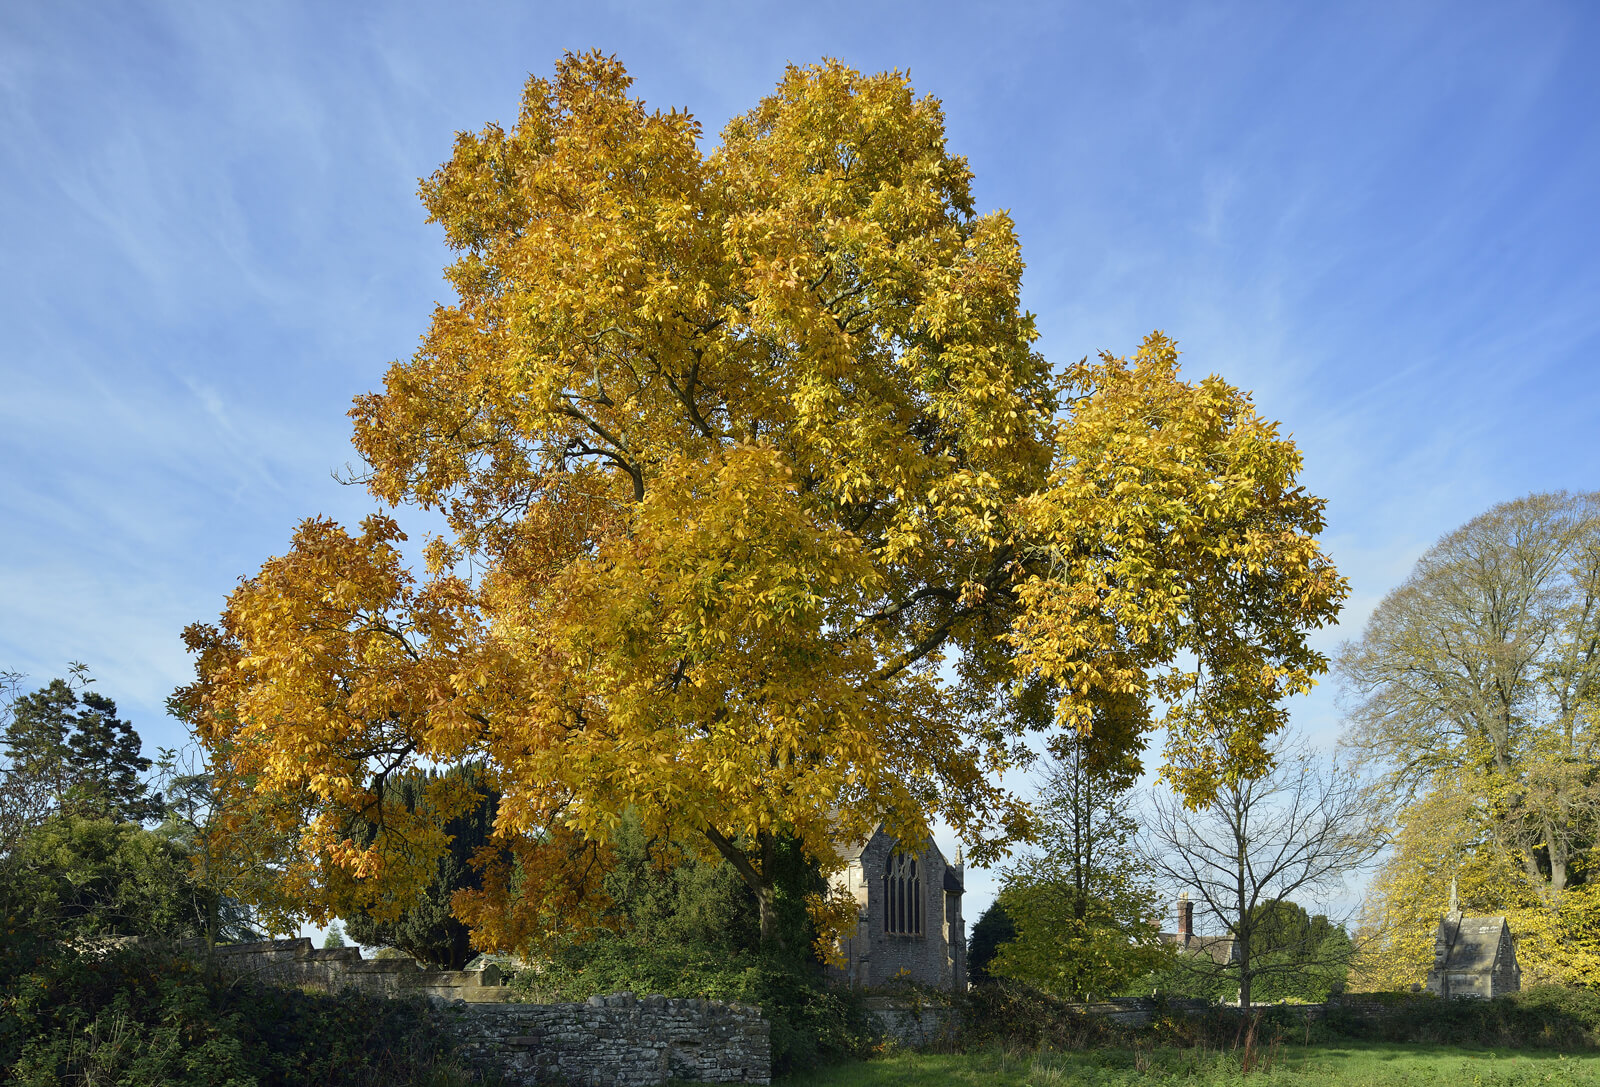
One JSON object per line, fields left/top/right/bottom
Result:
{"left": 779, "top": 1043, "right": 1600, "bottom": 1086}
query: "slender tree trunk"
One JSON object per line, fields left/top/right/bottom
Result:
{"left": 1237, "top": 932, "right": 1252, "bottom": 1008}
{"left": 1235, "top": 797, "right": 1250, "bottom": 1007}
{"left": 756, "top": 883, "right": 780, "bottom": 947}
{"left": 1544, "top": 820, "right": 1568, "bottom": 898}
{"left": 704, "top": 825, "right": 786, "bottom": 952}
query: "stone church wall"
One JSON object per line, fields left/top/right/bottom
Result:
{"left": 835, "top": 831, "right": 963, "bottom": 990}
{"left": 204, "top": 937, "right": 517, "bottom": 1002}
{"left": 1490, "top": 926, "right": 1520, "bottom": 998}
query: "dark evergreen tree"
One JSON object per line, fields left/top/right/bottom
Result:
{"left": 967, "top": 898, "right": 1017, "bottom": 983}
{"left": 1, "top": 675, "right": 249, "bottom": 945}
{"left": 2, "top": 670, "right": 161, "bottom": 824}
{"left": 342, "top": 764, "right": 504, "bottom": 968}
{"left": 64, "top": 689, "right": 162, "bottom": 823}
{"left": 3, "top": 679, "right": 75, "bottom": 808}
{"left": 1247, "top": 898, "right": 1352, "bottom": 1002}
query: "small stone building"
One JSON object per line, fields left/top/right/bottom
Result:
{"left": 1425, "top": 891, "right": 1520, "bottom": 999}
{"left": 829, "top": 825, "right": 966, "bottom": 991}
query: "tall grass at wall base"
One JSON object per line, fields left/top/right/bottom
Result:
{"left": 1322, "top": 986, "right": 1600, "bottom": 1049}
{"left": 782, "top": 1044, "right": 1600, "bottom": 1086}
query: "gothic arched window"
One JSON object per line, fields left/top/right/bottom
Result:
{"left": 881, "top": 853, "right": 922, "bottom": 936}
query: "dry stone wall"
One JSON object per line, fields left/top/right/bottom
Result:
{"left": 445, "top": 994, "right": 771, "bottom": 1087}
{"left": 205, "top": 937, "right": 516, "bottom": 1002}
{"left": 194, "top": 938, "right": 770, "bottom": 1085}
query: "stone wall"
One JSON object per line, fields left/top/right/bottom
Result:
{"left": 446, "top": 994, "right": 770, "bottom": 1087}
{"left": 192, "top": 938, "right": 770, "bottom": 1085}
{"left": 834, "top": 829, "right": 965, "bottom": 991}
{"left": 863, "top": 995, "right": 955, "bottom": 1047}
{"left": 203, "top": 937, "right": 517, "bottom": 1002}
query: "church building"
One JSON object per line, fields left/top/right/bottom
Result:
{"left": 1425, "top": 884, "right": 1521, "bottom": 999}
{"left": 829, "top": 825, "right": 966, "bottom": 991}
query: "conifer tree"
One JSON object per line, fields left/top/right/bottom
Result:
{"left": 341, "top": 765, "right": 503, "bottom": 968}
{"left": 2, "top": 668, "right": 161, "bottom": 825}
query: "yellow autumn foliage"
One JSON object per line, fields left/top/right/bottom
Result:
{"left": 1353, "top": 782, "right": 1600, "bottom": 991}
{"left": 179, "top": 53, "right": 1345, "bottom": 954}
{"left": 1343, "top": 493, "right": 1600, "bottom": 990}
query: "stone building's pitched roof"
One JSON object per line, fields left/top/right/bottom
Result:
{"left": 834, "top": 823, "right": 956, "bottom": 878}
{"left": 1159, "top": 931, "right": 1237, "bottom": 965}
{"left": 834, "top": 834, "right": 872, "bottom": 864}
{"left": 1436, "top": 914, "right": 1510, "bottom": 972}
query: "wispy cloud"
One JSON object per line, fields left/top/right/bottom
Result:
{"left": 2, "top": 0, "right": 1596, "bottom": 926}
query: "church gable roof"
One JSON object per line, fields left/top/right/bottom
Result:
{"left": 835, "top": 823, "right": 952, "bottom": 874}
{"left": 1437, "top": 915, "right": 1509, "bottom": 973}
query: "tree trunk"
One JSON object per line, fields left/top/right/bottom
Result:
{"left": 704, "top": 825, "right": 786, "bottom": 952}
{"left": 1237, "top": 936, "right": 1252, "bottom": 1008}
{"left": 756, "top": 882, "right": 780, "bottom": 947}
{"left": 1544, "top": 819, "right": 1568, "bottom": 898}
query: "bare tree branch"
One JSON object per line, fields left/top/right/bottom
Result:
{"left": 1140, "top": 735, "right": 1385, "bottom": 1005}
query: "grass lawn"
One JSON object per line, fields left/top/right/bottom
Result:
{"left": 780, "top": 1043, "right": 1600, "bottom": 1085}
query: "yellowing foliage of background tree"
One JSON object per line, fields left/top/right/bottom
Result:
{"left": 180, "top": 53, "right": 1345, "bottom": 955}
{"left": 1342, "top": 491, "right": 1600, "bottom": 988}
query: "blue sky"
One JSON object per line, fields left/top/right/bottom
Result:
{"left": 3, "top": 1, "right": 1597, "bottom": 929}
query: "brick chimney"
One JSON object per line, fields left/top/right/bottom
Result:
{"left": 1176, "top": 891, "right": 1193, "bottom": 947}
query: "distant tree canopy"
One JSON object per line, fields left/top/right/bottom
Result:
{"left": 1136, "top": 898, "right": 1350, "bottom": 1003}
{"left": 0, "top": 670, "right": 247, "bottom": 945}
{"left": 178, "top": 51, "right": 1345, "bottom": 958}
{"left": 1343, "top": 492, "right": 1600, "bottom": 989}
{"left": 1246, "top": 899, "right": 1351, "bottom": 1003}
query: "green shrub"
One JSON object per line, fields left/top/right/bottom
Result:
{"left": 499, "top": 812, "right": 869, "bottom": 1076}
{"left": 955, "top": 981, "right": 1125, "bottom": 1050}
{"left": 0, "top": 815, "right": 216, "bottom": 942}
{"left": 0, "top": 941, "right": 491, "bottom": 1086}
{"left": 1324, "top": 986, "right": 1600, "bottom": 1049}
{"left": 956, "top": 980, "right": 1598, "bottom": 1056}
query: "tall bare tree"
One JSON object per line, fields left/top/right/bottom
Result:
{"left": 1340, "top": 491, "right": 1600, "bottom": 902}
{"left": 1339, "top": 491, "right": 1600, "bottom": 984}
{"left": 1141, "top": 737, "right": 1383, "bottom": 1006}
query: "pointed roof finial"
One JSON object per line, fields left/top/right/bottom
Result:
{"left": 1448, "top": 875, "right": 1459, "bottom": 915}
